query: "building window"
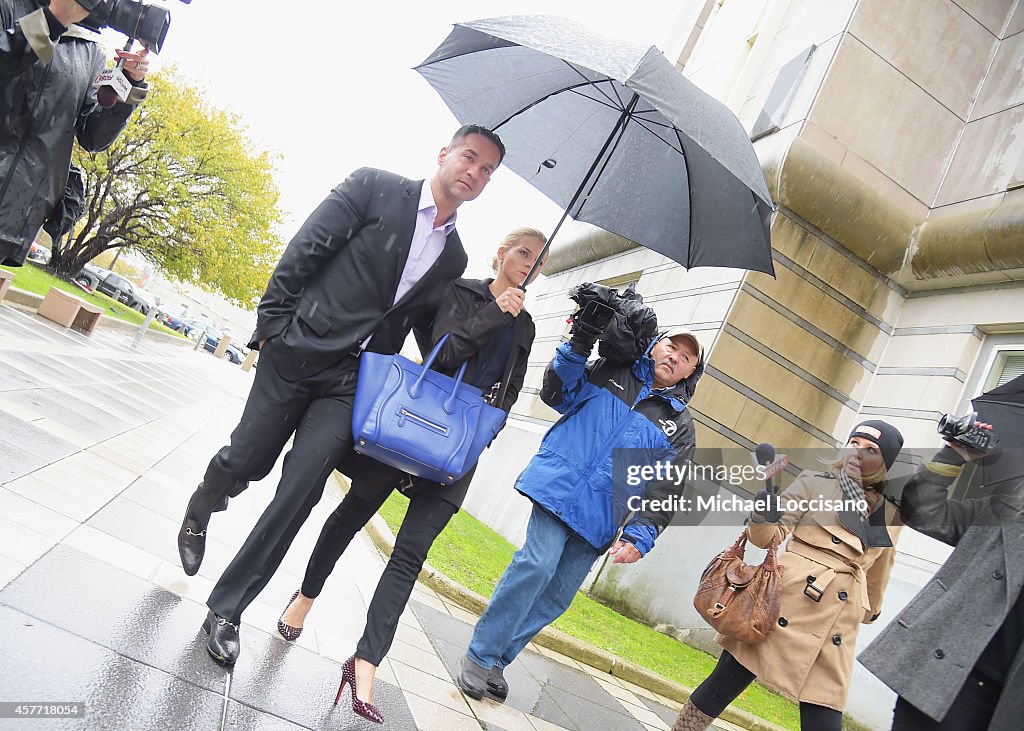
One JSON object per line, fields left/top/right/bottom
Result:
{"left": 750, "top": 45, "right": 816, "bottom": 142}
{"left": 987, "top": 350, "right": 1024, "bottom": 389}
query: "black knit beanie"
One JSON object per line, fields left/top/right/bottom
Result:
{"left": 849, "top": 420, "right": 904, "bottom": 470}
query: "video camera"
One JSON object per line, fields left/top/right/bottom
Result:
{"left": 569, "top": 300, "right": 615, "bottom": 339}
{"left": 937, "top": 411, "right": 999, "bottom": 451}
{"left": 73, "top": 0, "right": 191, "bottom": 53}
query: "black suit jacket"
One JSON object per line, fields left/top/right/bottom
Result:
{"left": 252, "top": 168, "right": 468, "bottom": 380}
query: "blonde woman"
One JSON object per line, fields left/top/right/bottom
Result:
{"left": 277, "top": 228, "right": 547, "bottom": 724}
{"left": 675, "top": 421, "right": 904, "bottom": 731}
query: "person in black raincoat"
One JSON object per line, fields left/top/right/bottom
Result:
{"left": 1, "top": 0, "right": 149, "bottom": 267}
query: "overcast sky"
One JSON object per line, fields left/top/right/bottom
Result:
{"left": 110, "top": 1, "right": 690, "bottom": 280}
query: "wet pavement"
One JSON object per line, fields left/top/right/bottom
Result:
{"left": 0, "top": 302, "right": 737, "bottom": 730}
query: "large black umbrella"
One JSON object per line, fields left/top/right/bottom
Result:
{"left": 416, "top": 14, "right": 775, "bottom": 278}
{"left": 971, "top": 373, "right": 1024, "bottom": 493}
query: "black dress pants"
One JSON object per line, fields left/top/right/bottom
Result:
{"left": 300, "top": 462, "right": 457, "bottom": 666}
{"left": 690, "top": 651, "right": 843, "bottom": 731}
{"left": 202, "top": 340, "right": 360, "bottom": 624}
{"left": 890, "top": 670, "right": 1000, "bottom": 731}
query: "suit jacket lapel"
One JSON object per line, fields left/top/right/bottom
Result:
{"left": 388, "top": 179, "right": 424, "bottom": 297}
{"left": 393, "top": 228, "right": 464, "bottom": 309}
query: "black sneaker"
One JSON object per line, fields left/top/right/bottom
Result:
{"left": 457, "top": 655, "right": 489, "bottom": 700}
{"left": 486, "top": 665, "right": 509, "bottom": 701}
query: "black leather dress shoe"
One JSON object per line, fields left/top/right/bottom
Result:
{"left": 202, "top": 610, "right": 240, "bottom": 665}
{"left": 178, "top": 512, "right": 207, "bottom": 577}
{"left": 178, "top": 489, "right": 228, "bottom": 576}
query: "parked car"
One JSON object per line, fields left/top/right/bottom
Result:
{"left": 181, "top": 318, "right": 213, "bottom": 339}
{"left": 131, "top": 288, "right": 158, "bottom": 316}
{"left": 185, "top": 321, "right": 245, "bottom": 364}
{"left": 95, "top": 271, "right": 136, "bottom": 306}
{"left": 157, "top": 306, "right": 187, "bottom": 331}
{"left": 73, "top": 263, "right": 112, "bottom": 290}
{"left": 26, "top": 242, "right": 51, "bottom": 265}
{"left": 72, "top": 265, "right": 153, "bottom": 314}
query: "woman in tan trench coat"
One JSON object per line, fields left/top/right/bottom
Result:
{"left": 673, "top": 421, "right": 905, "bottom": 731}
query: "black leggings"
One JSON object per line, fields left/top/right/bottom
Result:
{"left": 300, "top": 466, "right": 456, "bottom": 666}
{"left": 690, "top": 651, "right": 843, "bottom": 731}
{"left": 890, "top": 669, "right": 1001, "bottom": 731}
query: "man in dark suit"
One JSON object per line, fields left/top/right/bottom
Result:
{"left": 176, "top": 125, "right": 505, "bottom": 666}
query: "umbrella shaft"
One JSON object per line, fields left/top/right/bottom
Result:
{"left": 520, "top": 93, "right": 639, "bottom": 291}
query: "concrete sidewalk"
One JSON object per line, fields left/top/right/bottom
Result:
{"left": 0, "top": 302, "right": 743, "bottom": 731}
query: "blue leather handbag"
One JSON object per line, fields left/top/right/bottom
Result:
{"left": 351, "top": 334, "right": 511, "bottom": 485}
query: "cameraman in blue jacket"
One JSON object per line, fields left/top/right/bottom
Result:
{"left": 457, "top": 311, "right": 704, "bottom": 701}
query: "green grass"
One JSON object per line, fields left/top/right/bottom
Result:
{"left": 1, "top": 263, "right": 185, "bottom": 337}
{"left": 377, "top": 490, "right": 802, "bottom": 729}
{"left": 379, "top": 490, "right": 517, "bottom": 599}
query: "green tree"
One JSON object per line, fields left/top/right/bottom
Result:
{"left": 49, "top": 71, "right": 283, "bottom": 307}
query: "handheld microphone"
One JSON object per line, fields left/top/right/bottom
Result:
{"left": 751, "top": 442, "right": 788, "bottom": 492}
{"left": 95, "top": 64, "right": 131, "bottom": 108}
{"left": 94, "top": 40, "right": 135, "bottom": 109}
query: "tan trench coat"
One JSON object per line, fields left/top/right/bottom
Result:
{"left": 717, "top": 471, "right": 900, "bottom": 710}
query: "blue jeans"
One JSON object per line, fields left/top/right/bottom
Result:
{"left": 467, "top": 504, "right": 601, "bottom": 670}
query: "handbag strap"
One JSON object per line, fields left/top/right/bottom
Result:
{"left": 725, "top": 528, "right": 782, "bottom": 571}
{"left": 492, "top": 315, "right": 525, "bottom": 410}
{"left": 761, "top": 531, "right": 781, "bottom": 572}
{"left": 724, "top": 530, "right": 749, "bottom": 558}
{"left": 410, "top": 334, "right": 469, "bottom": 402}
{"left": 421, "top": 334, "right": 449, "bottom": 370}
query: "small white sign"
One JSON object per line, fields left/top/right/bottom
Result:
{"left": 759, "top": 455, "right": 790, "bottom": 480}
{"left": 93, "top": 67, "right": 132, "bottom": 102}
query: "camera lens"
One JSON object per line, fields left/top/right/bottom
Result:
{"left": 107, "top": 1, "right": 172, "bottom": 53}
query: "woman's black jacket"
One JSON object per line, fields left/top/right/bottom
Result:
{"left": 347, "top": 277, "right": 535, "bottom": 509}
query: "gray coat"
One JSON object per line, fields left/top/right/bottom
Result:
{"left": 858, "top": 458, "right": 1024, "bottom": 729}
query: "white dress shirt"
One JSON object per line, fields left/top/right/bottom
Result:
{"left": 362, "top": 180, "right": 456, "bottom": 349}
{"left": 392, "top": 181, "right": 457, "bottom": 305}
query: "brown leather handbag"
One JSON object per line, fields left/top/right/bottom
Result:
{"left": 693, "top": 530, "right": 783, "bottom": 643}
